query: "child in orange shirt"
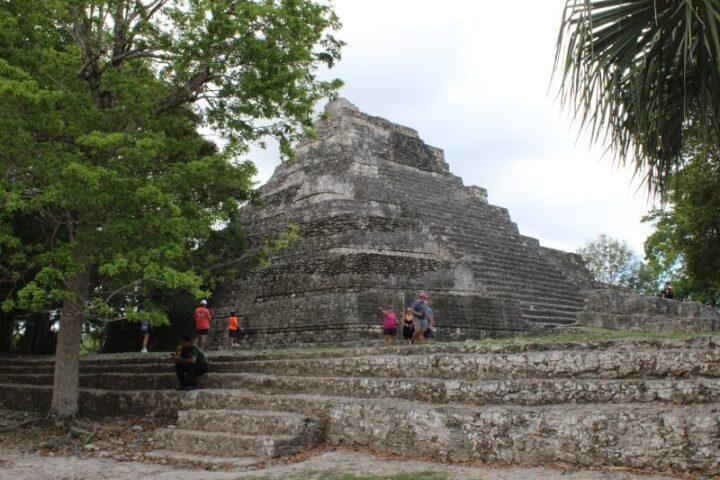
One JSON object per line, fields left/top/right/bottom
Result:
{"left": 227, "top": 310, "right": 239, "bottom": 349}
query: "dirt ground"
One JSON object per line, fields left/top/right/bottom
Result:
{"left": 0, "top": 410, "right": 693, "bottom": 480}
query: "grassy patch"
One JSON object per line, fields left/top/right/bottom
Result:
{"left": 230, "top": 327, "right": 717, "bottom": 358}
{"left": 80, "top": 327, "right": 718, "bottom": 359}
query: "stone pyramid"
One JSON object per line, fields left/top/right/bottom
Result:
{"left": 212, "top": 99, "right": 593, "bottom": 347}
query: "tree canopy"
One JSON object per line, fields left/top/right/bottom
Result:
{"left": 642, "top": 144, "right": 720, "bottom": 305}
{"left": 0, "top": 0, "right": 342, "bottom": 416}
{"left": 576, "top": 233, "right": 641, "bottom": 288}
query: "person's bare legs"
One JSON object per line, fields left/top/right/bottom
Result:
{"left": 383, "top": 334, "right": 389, "bottom": 346}
{"left": 411, "top": 327, "right": 425, "bottom": 344}
{"left": 141, "top": 332, "right": 149, "bottom": 352}
{"left": 197, "top": 335, "right": 206, "bottom": 349}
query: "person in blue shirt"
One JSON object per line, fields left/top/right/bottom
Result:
{"left": 423, "top": 306, "right": 434, "bottom": 340}
{"left": 409, "top": 291, "right": 433, "bottom": 345}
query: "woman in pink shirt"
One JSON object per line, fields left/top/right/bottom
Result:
{"left": 378, "top": 304, "right": 397, "bottom": 346}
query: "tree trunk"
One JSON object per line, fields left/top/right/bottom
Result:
{"left": 50, "top": 267, "right": 89, "bottom": 417}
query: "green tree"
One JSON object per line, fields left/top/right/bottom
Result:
{"left": 642, "top": 145, "right": 720, "bottom": 305}
{"left": 556, "top": 0, "right": 720, "bottom": 193}
{"left": 0, "top": 0, "right": 342, "bottom": 417}
{"left": 577, "top": 233, "right": 641, "bottom": 288}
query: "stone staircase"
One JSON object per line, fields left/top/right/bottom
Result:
{"left": 2, "top": 337, "right": 720, "bottom": 473}
{"left": 154, "top": 409, "right": 324, "bottom": 459}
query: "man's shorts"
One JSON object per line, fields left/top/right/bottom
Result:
{"left": 382, "top": 327, "right": 397, "bottom": 336}
{"left": 413, "top": 318, "right": 428, "bottom": 331}
{"left": 196, "top": 328, "right": 209, "bottom": 336}
{"left": 402, "top": 324, "right": 414, "bottom": 339}
{"left": 228, "top": 329, "right": 238, "bottom": 338}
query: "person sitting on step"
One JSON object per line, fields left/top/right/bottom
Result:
{"left": 172, "top": 335, "right": 209, "bottom": 391}
{"left": 659, "top": 284, "right": 675, "bottom": 300}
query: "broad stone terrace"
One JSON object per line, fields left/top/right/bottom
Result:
{"left": 2, "top": 336, "right": 720, "bottom": 474}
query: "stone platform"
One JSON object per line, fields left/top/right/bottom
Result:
{"left": 2, "top": 337, "right": 720, "bottom": 474}
{"left": 579, "top": 289, "right": 720, "bottom": 333}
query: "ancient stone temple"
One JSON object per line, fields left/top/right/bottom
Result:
{"left": 211, "top": 99, "right": 594, "bottom": 347}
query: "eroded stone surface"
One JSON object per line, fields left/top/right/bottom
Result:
{"left": 3, "top": 338, "right": 720, "bottom": 473}
{"left": 579, "top": 289, "right": 720, "bottom": 333}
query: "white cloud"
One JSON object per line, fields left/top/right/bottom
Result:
{"left": 249, "top": 0, "right": 657, "bottom": 255}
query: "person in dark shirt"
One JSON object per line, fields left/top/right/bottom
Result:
{"left": 172, "top": 335, "right": 209, "bottom": 391}
{"left": 659, "top": 284, "right": 675, "bottom": 300}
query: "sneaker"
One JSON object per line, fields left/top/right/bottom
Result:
{"left": 141, "top": 348, "right": 148, "bottom": 353}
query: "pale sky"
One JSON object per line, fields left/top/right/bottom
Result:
{"left": 248, "top": 0, "right": 658, "bottom": 254}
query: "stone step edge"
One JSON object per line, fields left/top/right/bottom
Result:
{"left": 7, "top": 336, "right": 720, "bottom": 368}
{"left": 180, "top": 389, "right": 720, "bottom": 419}
{"left": 9, "top": 344, "right": 720, "bottom": 377}
{"left": 180, "top": 408, "right": 319, "bottom": 421}
{"left": 155, "top": 427, "right": 296, "bottom": 444}
{"left": 13, "top": 371, "right": 720, "bottom": 387}
{"left": 154, "top": 427, "right": 301, "bottom": 458}
{"left": 4, "top": 381, "right": 719, "bottom": 422}
{"left": 144, "top": 449, "right": 260, "bottom": 470}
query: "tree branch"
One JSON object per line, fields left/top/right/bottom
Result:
{"left": 154, "top": 66, "right": 213, "bottom": 114}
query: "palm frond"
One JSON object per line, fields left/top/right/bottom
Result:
{"left": 555, "top": 0, "right": 720, "bottom": 196}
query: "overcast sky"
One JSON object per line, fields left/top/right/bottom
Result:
{"left": 249, "top": 0, "right": 658, "bottom": 254}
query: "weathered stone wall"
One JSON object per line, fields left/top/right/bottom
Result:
{"left": 212, "top": 99, "right": 591, "bottom": 348}
{"left": 537, "top": 245, "right": 595, "bottom": 291}
{"left": 578, "top": 289, "right": 720, "bottom": 333}
{"left": 4, "top": 337, "right": 720, "bottom": 473}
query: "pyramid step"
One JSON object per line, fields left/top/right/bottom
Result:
{"left": 178, "top": 390, "right": 720, "bottom": 471}
{"left": 202, "top": 373, "right": 720, "bottom": 406}
{"left": 153, "top": 427, "right": 308, "bottom": 459}
{"left": 522, "top": 301, "right": 584, "bottom": 313}
{"left": 522, "top": 314, "right": 578, "bottom": 324}
{"left": 229, "top": 348, "right": 720, "bottom": 381}
{"left": 144, "top": 449, "right": 260, "bottom": 470}
{"left": 177, "top": 408, "right": 324, "bottom": 437}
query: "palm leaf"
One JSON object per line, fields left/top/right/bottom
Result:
{"left": 555, "top": 0, "right": 720, "bottom": 196}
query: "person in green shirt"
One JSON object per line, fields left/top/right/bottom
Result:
{"left": 172, "top": 335, "right": 209, "bottom": 390}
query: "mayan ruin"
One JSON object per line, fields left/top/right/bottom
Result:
{"left": 3, "top": 1, "right": 720, "bottom": 479}
{"left": 209, "top": 98, "right": 595, "bottom": 347}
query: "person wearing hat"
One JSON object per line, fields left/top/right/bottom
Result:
{"left": 409, "top": 291, "right": 432, "bottom": 345}
{"left": 193, "top": 299, "right": 212, "bottom": 349}
{"left": 659, "top": 284, "right": 675, "bottom": 300}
